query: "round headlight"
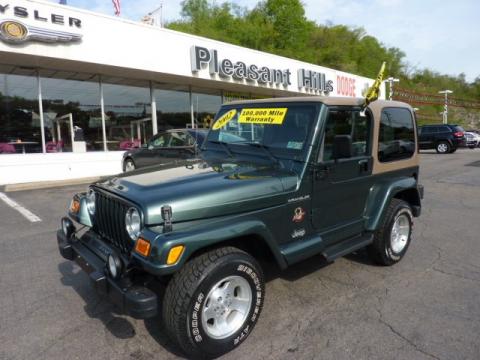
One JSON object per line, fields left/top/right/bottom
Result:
{"left": 107, "top": 253, "right": 122, "bottom": 279}
{"left": 125, "top": 207, "right": 142, "bottom": 240}
{"left": 86, "top": 190, "right": 96, "bottom": 216}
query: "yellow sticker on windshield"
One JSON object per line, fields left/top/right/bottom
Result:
{"left": 239, "top": 108, "right": 288, "bottom": 125}
{"left": 212, "top": 109, "right": 237, "bottom": 130}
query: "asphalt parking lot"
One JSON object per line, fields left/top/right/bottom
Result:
{"left": 1, "top": 149, "right": 480, "bottom": 360}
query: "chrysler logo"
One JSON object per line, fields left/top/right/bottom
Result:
{"left": 0, "top": 19, "right": 81, "bottom": 44}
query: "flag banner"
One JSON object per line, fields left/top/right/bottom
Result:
{"left": 365, "top": 61, "right": 386, "bottom": 105}
{"left": 112, "top": 0, "right": 121, "bottom": 16}
{"left": 394, "top": 88, "right": 480, "bottom": 110}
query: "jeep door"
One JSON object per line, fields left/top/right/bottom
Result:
{"left": 312, "top": 106, "right": 374, "bottom": 244}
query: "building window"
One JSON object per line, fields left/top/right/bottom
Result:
{"left": 0, "top": 73, "right": 41, "bottom": 154}
{"left": 378, "top": 107, "right": 415, "bottom": 162}
{"left": 41, "top": 76, "right": 101, "bottom": 152}
{"left": 192, "top": 89, "right": 222, "bottom": 129}
{"left": 102, "top": 81, "right": 151, "bottom": 149}
{"left": 154, "top": 86, "right": 191, "bottom": 131}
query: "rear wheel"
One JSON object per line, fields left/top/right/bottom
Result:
{"left": 163, "top": 247, "right": 265, "bottom": 358}
{"left": 368, "top": 199, "right": 413, "bottom": 266}
{"left": 436, "top": 141, "right": 450, "bottom": 154}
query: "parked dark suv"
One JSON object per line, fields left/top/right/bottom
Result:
{"left": 418, "top": 124, "right": 466, "bottom": 153}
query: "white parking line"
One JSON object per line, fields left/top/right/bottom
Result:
{"left": 0, "top": 192, "right": 42, "bottom": 223}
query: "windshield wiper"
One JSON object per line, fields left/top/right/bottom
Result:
{"left": 208, "top": 140, "right": 235, "bottom": 158}
{"left": 241, "top": 142, "right": 281, "bottom": 167}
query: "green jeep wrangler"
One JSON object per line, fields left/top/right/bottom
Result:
{"left": 58, "top": 96, "right": 423, "bottom": 358}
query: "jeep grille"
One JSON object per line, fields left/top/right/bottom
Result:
{"left": 92, "top": 190, "right": 135, "bottom": 254}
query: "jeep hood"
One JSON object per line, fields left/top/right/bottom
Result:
{"left": 97, "top": 162, "right": 299, "bottom": 225}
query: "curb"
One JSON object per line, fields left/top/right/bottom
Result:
{"left": 3, "top": 177, "right": 101, "bottom": 192}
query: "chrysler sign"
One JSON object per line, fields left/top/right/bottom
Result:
{"left": 0, "top": 3, "right": 82, "bottom": 44}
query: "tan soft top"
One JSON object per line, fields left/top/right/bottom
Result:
{"left": 226, "top": 96, "right": 412, "bottom": 110}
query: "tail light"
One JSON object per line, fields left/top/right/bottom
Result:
{"left": 453, "top": 131, "right": 464, "bottom": 137}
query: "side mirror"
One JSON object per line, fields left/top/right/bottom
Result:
{"left": 333, "top": 135, "right": 352, "bottom": 159}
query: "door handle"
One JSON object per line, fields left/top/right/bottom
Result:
{"left": 358, "top": 159, "right": 369, "bottom": 172}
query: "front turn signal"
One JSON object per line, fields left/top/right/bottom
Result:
{"left": 135, "top": 238, "right": 151, "bottom": 257}
{"left": 167, "top": 245, "right": 184, "bottom": 265}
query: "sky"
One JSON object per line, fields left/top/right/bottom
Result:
{"left": 50, "top": 0, "right": 480, "bottom": 83}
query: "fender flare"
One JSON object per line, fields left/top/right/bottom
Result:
{"left": 364, "top": 177, "right": 420, "bottom": 232}
{"left": 140, "top": 219, "right": 287, "bottom": 276}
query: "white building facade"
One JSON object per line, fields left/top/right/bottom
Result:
{"left": 0, "top": 0, "right": 383, "bottom": 184}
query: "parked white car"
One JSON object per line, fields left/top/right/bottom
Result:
{"left": 465, "top": 131, "right": 480, "bottom": 148}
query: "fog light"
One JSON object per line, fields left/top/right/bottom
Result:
{"left": 61, "top": 217, "right": 75, "bottom": 238}
{"left": 107, "top": 253, "right": 122, "bottom": 279}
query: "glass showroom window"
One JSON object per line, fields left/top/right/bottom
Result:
{"left": 41, "top": 76, "right": 101, "bottom": 152}
{"left": 102, "top": 82, "right": 151, "bottom": 149}
{"left": 191, "top": 89, "right": 222, "bottom": 129}
{"left": 154, "top": 86, "right": 191, "bottom": 131}
{"left": 0, "top": 73, "right": 40, "bottom": 154}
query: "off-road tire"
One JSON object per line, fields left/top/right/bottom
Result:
{"left": 435, "top": 141, "right": 450, "bottom": 154}
{"left": 368, "top": 199, "right": 413, "bottom": 266}
{"left": 123, "top": 158, "right": 135, "bottom": 172}
{"left": 163, "top": 247, "right": 265, "bottom": 359}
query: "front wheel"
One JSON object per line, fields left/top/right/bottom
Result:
{"left": 163, "top": 247, "right": 265, "bottom": 358}
{"left": 368, "top": 199, "right": 413, "bottom": 266}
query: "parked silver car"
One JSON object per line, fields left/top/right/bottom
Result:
{"left": 465, "top": 131, "right": 480, "bottom": 149}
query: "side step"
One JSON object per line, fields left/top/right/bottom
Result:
{"left": 322, "top": 233, "right": 373, "bottom": 262}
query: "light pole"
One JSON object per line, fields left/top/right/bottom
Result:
{"left": 386, "top": 77, "right": 400, "bottom": 101}
{"left": 150, "top": 3, "right": 163, "bottom": 27}
{"left": 438, "top": 90, "right": 453, "bottom": 124}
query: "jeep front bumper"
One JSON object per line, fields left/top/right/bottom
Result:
{"left": 57, "top": 229, "right": 158, "bottom": 319}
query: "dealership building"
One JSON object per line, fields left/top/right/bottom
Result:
{"left": 0, "top": 0, "right": 382, "bottom": 185}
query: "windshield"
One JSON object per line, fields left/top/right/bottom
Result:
{"left": 204, "top": 103, "right": 321, "bottom": 162}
